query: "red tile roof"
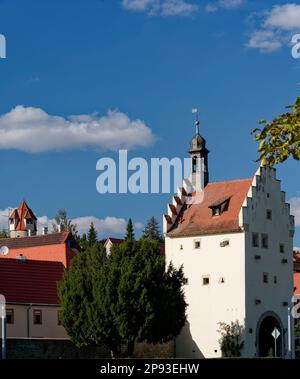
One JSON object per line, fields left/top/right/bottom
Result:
{"left": 167, "top": 178, "right": 253, "bottom": 237}
{"left": 0, "top": 231, "right": 74, "bottom": 250}
{"left": 0, "top": 258, "right": 64, "bottom": 305}
{"left": 9, "top": 201, "right": 37, "bottom": 231}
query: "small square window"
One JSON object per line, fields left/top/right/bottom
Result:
{"left": 33, "top": 310, "right": 42, "bottom": 325}
{"left": 220, "top": 239, "right": 230, "bottom": 248}
{"left": 202, "top": 276, "right": 210, "bottom": 286}
{"left": 263, "top": 273, "right": 269, "bottom": 284}
{"left": 6, "top": 309, "right": 14, "bottom": 324}
{"left": 262, "top": 234, "right": 268, "bottom": 249}
{"left": 280, "top": 244, "right": 285, "bottom": 254}
{"left": 266, "top": 210, "right": 272, "bottom": 220}
{"left": 194, "top": 240, "right": 201, "bottom": 249}
{"left": 252, "top": 233, "right": 259, "bottom": 248}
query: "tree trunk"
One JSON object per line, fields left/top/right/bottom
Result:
{"left": 127, "top": 340, "right": 135, "bottom": 358}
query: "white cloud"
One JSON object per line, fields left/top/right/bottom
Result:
{"left": 0, "top": 208, "right": 10, "bottom": 231}
{"left": 0, "top": 208, "right": 143, "bottom": 238}
{"left": 264, "top": 4, "right": 300, "bottom": 31}
{"left": 247, "top": 3, "right": 300, "bottom": 53}
{"left": 37, "top": 214, "right": 143, "bottom": 237}
{"left": 205, "top": 0, "right": 243, "bottom": 12}
{"left": 122, "top": 0, "right": 198, "bottom": 16}
{"left": 289, "top": 197, "right": 300, "bottom": 227}
{"left": 218, "top": 0, "right": 243, "bottom": 9}
{"left": 246, "top": 29, "right": 283, "bottom": 52}
{"left": 0, "top": 105, "right": 155, "bottom": 153}
{"left": 294, "top": 247, "right": 300, "bottom": 252}
{"left": 205, "top": 3, "right": 217, "bottom": 13}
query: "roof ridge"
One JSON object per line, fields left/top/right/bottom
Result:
{"left": 208, "top": 178, "right": 252, "bottom": 185}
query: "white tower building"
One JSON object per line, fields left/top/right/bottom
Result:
{"left": 164, "top": 121, "right": 295, "bottom": 358}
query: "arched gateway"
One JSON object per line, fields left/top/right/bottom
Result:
{"left": 256, "top": 312, "right": 284, "bottom": 358}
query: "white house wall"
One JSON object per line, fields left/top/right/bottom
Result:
{"left": 242, "top": 166, "right": 294, "bottom": 357}
{"left": 165, "top": 231, "right": 246, "bottom": 358}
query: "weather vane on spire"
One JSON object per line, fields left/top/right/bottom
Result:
{"left": 192, "top": 108, "right": 200, "bottom": 135}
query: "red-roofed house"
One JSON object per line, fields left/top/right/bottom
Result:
{"left": 164, "top": 124, "right": 295, "bottom": 359}
{"left": 0, "top": 258, "right": 68, "bottom": 339}
{"left": 0, "top": 231, "right": 79, "bottom": 267}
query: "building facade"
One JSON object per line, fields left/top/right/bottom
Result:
{"left": 0, "top": 230, "right": 79, "bottom": 268}
{"left": 164, "top": 124, "right": 295, "bottom": 358}
{"left": 0, "top": 258, "right": 68, "bottom": 339}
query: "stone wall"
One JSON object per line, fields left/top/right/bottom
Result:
{"left": 6, "top": 339, "right": 174, "bottom": 359}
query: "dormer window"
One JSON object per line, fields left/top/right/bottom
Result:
{"left": 212, "top": 207, "right": 221, "bottom": 216}
{"left": 209, "top": 196, "right": 231, "bottom": 217}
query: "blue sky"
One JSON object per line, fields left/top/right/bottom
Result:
{"left": 0, "top": 0, "right": 299, "bottom": 246}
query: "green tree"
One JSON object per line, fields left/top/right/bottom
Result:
{"left": 58, "top": 244, "right": 122, "bottom": 357}
{"left": 252, "top": 94, "right": 300, "bottom": 167}
{"left": 218, "top": 320, "right": 245, "bottom": 357}
{"left": 52, "top": 209, "right": 77, "bottom": 234}
{"left": 142, "top": 217, "right": 163, "bottom": 242}
{"left": 59, "top": 238, "right": 187, "bottom": 358}
{"left": 0, "top": 230, "right": 8, "bottom": 238}
{"left": 76, "top": 233, "right": 88, "bottom": 250}
{"left": 87, "top": 222, "right": 98, "bottom": 246}
{"left": 125, "top": 218, "right": 135, "bottom": 241}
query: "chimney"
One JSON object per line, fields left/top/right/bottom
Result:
{"left": 16, "top": 254, "right": 27, "bottom": 262}
{"left": 42, "top": 227, "right": 48, "bottom": 235}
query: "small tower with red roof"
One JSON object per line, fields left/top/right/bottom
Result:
{"left": 9, "top": 201, "right": 37, "bottom": 238}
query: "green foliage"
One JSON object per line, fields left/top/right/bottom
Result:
{"left": 58, "top": 238, "right": 187, "bottom": 358}
{"left": 52, "top": 209, "right": 77, "bottom": 234}
{"left": 0, "top": 230, "right": 8, "bottom": 238}
{"left": 125, "top": 218, "right": 135, "bottom": 241}
{"left": 58, "top": 244, "right": 107, "bottom": 348}
{"left": 142, "top": 217, "right": 163, "bottom": 242}
{"left": 76, "top": 233, "right": 88, "bottom": 250}
{"left": 87, "top": 222, "right": 98, "bottom": 246}
{"left": 252, "top": 95, "right": 300, "bottom": 167}
{"left": 218, "top": 320, "right": 245, "bottom": 357}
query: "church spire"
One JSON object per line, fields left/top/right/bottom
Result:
{"left": 192, "top": 108, "right": 200, "bottom": 135}
{"left": 189, "top": 109, "right": 210, "bottom": 191}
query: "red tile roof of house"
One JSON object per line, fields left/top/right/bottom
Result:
{"left": 0, "top": 231, "right": 74, "bottom": 249}
{"left": 0, "top": 258, "right": 64, "bottom": 305}
{"left": 9, "top": 201, "right": 37, "bottom": 231}
{"left": 167, "top": 178, "right": 253, "bottom": 237}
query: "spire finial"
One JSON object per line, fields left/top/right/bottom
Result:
{"left": 192, "top": 108, "right": 200, "bottom": 135}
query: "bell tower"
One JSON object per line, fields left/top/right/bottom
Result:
{"left": 189, "top": 109, "right": 209, "bottom": 192}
